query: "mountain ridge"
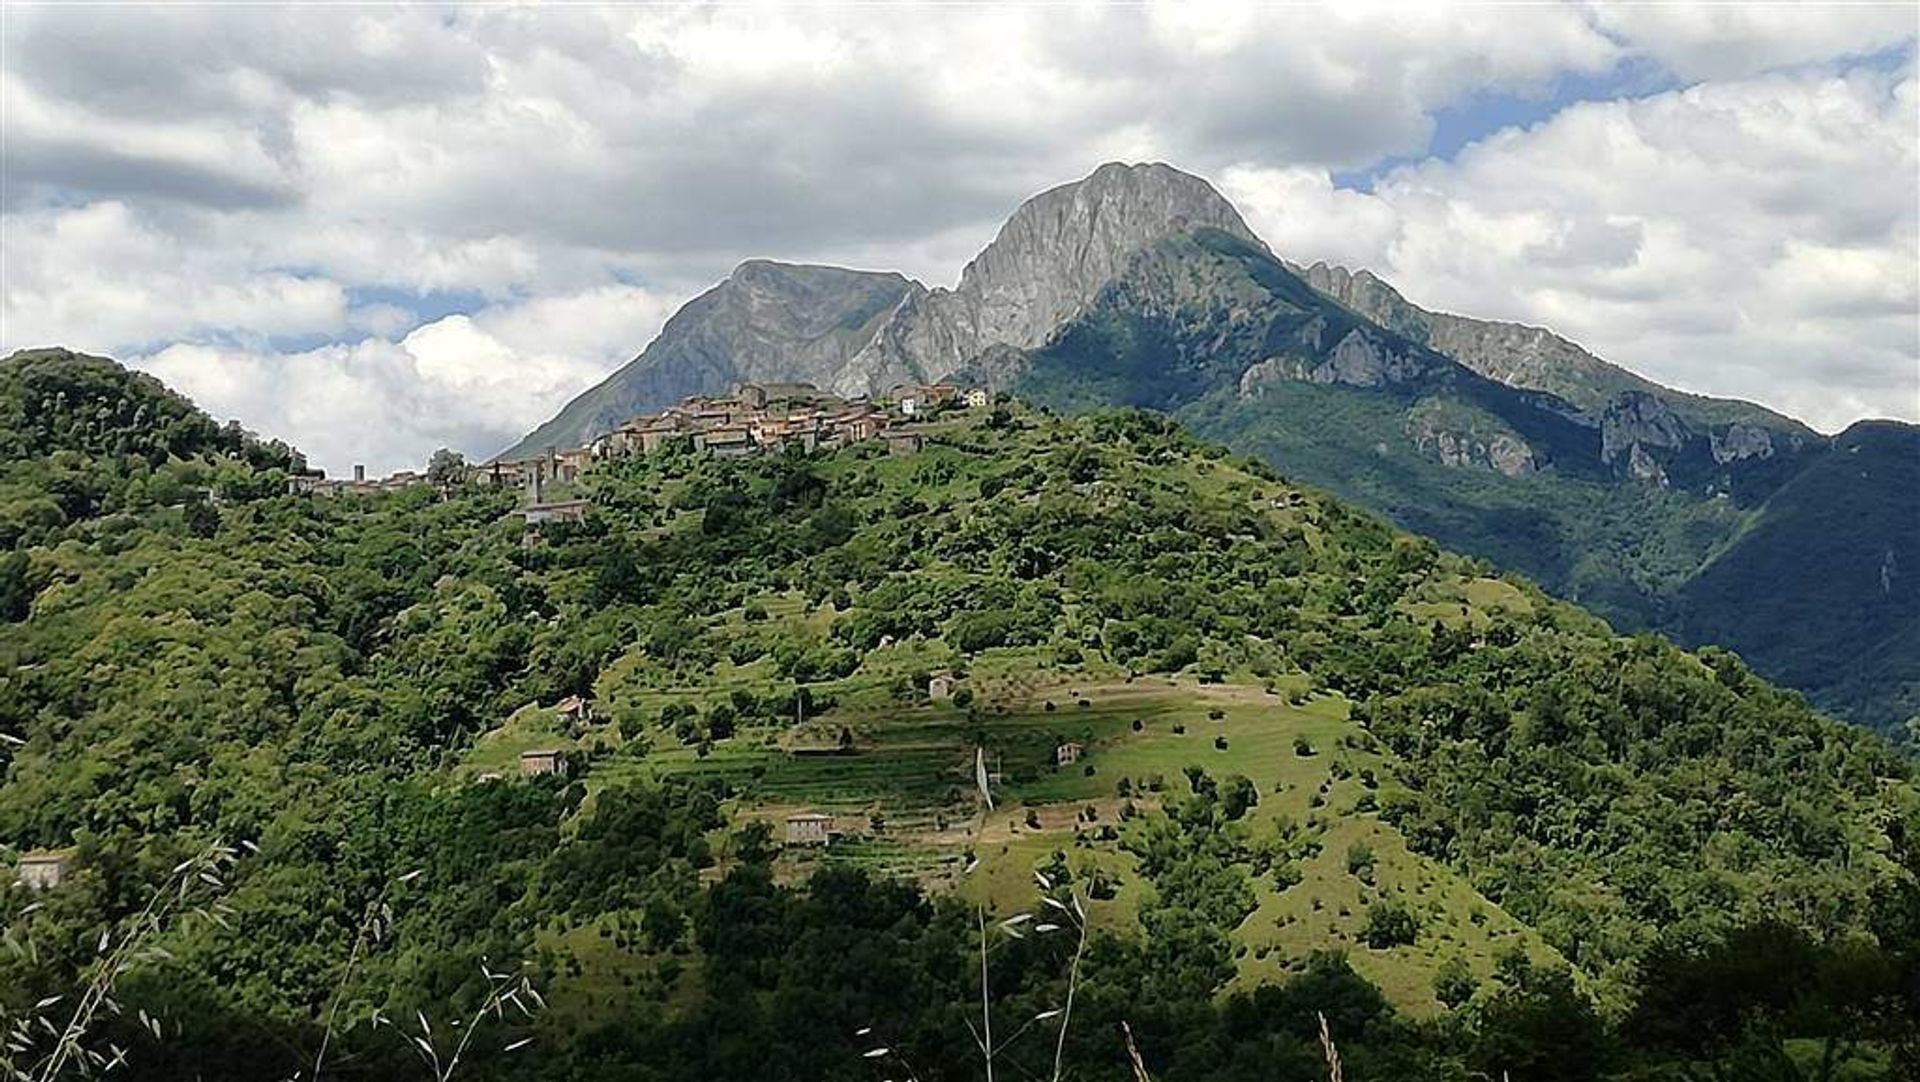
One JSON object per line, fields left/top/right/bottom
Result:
{"left": 504, "top": 162, "right": 1914, "bottom": 732}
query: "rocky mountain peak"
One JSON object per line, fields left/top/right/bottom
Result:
{"left": 948, "top": 161, "right": 1266, "bottom": 350}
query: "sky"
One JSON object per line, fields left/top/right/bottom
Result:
{"left": 2, "top": 2, "right": 1915, "bottom": 476}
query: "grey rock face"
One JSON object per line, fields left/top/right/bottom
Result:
{"left": 1711, "top": 422, "right": 1776, "bottom": 463}
{"left": 1599, "top": 390, "right": 1693, "bottom": 485}
{"left": 499, "top": 262, "right": 916, "bottom": 459}
{"left": 1403, "top": 398, "right": 1540, "bottom": 477}
{"left": 848, "top": 162, "right": 1266, "bottom": 380}
{"left": 1311, "top": 329, "right": 1427, "bottom": 388}
{"left": 953, "top": 161, "right": 1264, "bottom": 348}
{"left": 1601, "top": 390, "right": 1691, "bottom": 464}
{"left": 505, "top": 163, "right": 1265, "bottom": 455}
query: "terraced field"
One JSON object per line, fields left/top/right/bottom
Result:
{"left": 468, "top": 657, "right": 1566, "bottom": 1016}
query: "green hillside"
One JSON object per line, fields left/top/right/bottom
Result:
{"left": 1006, "top": 231, "right": 1911, "bottom": 734}
{"left": 1676, "top": 421, "right": 1920, "bottom": 734}
{"left": 2, "top": 355, "right": 1917, "bottom": 1081}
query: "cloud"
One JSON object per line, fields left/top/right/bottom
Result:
{"left": 1593, "top": 2, "right": 1917, "bottom": 80}
{"left": 1229, "top": 62, "right": 1919, "bottom": 432}
{"left": 130, "top": 284, "right": 677, "bottom": 476}
{"left": 2, "top": 1, "right": 1914, "bottom": 470}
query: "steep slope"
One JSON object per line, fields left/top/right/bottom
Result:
{"left": 1006, "top": 229, "right": 1760, "bottom": 621}
{"left": 1675, "top": 420, "right": 1920, "bottom": 732}
{"left": 502, "top": 262, "right": 919, "bottom": 458}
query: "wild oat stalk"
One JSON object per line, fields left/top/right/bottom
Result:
{"left": 1034, "top": 871, "right": 1089, "bottom": 1082}
{"left": 1, "top": 841, "right": 244, "bottom": 1082}
{"left": 1120, "top": 1021, "right": 1152, "bottom": 1082}
{"left": 377, "top": 959, "right": 542, "bottom": 1082}
{"left": 305, "top": 868, "right": 422, "bottom": 1082}
{"left": 863, "top": 859, "right": 1084, "bottom": 1082}
{"left": 1316, "top": 1011, "right": 1344, "bottom": 1082}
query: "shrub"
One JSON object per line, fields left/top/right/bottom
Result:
{"left": 1364, "top": 901, "right": 1419, "bottom": 948}
{"left": 1346, "top": 841, "right": 1375, "bottom": 880}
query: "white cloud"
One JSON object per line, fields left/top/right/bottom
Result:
{"left": 2, "top": 1, "right": 1914, "bottom": 466}
{"left": 1231, "top": 63, "right": 1919, "bottom": 432}
{"left": 129, "top": 284, "right": 676, "bottom": 476}
{"left": 1593, "top": 2, "right": 1917, "bottom": 80}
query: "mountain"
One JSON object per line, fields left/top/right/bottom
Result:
{"left": 1673, "top": 419, "right": 1920, "bottom": 732}
{"left": 1291, "top": 261, "right": 1814, "bottom": 437}
{"left": 4, "top": 358, "right": 1915, "bottom": 1079}
{"left": 507, "top": 262, "right": 920, "bottom": 458}
{"left": 502, "top": 163, "right": 1260, "bottom": 458}
{"left": 510, "top": 163, "right": 1916, "bottom": 735}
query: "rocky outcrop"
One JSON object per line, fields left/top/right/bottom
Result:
{"left": 848, "top": 162, "right": 1267, "bottom": 379}
{"left": 1298, "top": 261, "right": 1811, "bottom": 442}
{"left": 1710, "top": 422, "right": 1777, "bottom": 463}
{"left": 1310, "top": 329, "right": 1428, "bottom": 388}
{"left": 1404, "top": 398, "right": 1539, "bottom": 477}
{"left": 1600, "top": 391, "right": 1691, "bottom": 484}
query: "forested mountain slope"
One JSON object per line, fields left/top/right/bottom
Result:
{"left": 1674, "top": 420, "right": 1920, "bottom": 732}
{"left": 3, "top": 354, "right": 1917, "bottom": 1081}
{"left": 509, "top": 163, "right": 1916, "bottom": 734}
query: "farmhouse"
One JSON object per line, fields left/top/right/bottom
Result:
{"left": 785, "top": 812, "right": 833, "bottom": 847}
{"left": 965, "top": 388, "right": 990, "bottom": 408}
{"left": 16, "top": 850, "right": 74, "bottom": 891}
{"left": 519, "top": 748, "right": 569, "bottom": 777}
{"left": 554, "top": 695, "right": 592, "bottom": 724}
{"left": 927, "top": 672, "right": 955, "bottom": 701}
{"left": 884, "top": 431, "right": 924, "bottom": 456}
{"left": 1055, "top": 742, "right": 1083, "bottom": 767}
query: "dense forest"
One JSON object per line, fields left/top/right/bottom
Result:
{"left": 2, "top": 349, "right": 1917, "bottom": 1081}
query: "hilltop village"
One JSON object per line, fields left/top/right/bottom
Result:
{"left": 286, "top": 380, "right": 991, "bottom": 501}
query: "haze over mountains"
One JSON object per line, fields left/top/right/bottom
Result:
{"left": 509, "top": 162, "right": 1918, "bottom": 734}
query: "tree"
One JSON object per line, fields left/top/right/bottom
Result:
{"left": 426, "top": 447, "right": 468, "bottom": 489}
{"left": 1362, "top": 901, "right": 1418, "bottom": 948}
{"left": 1434, "top": 955, "right": 1477, "bottom": 1009}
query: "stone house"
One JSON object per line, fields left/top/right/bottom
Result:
{"left": 556, "top": 447, "right": 594, "bottom": 481}
{"left": 554, "top": 695, "right": 592, "bottom": 724}
{"left": 1055, "top": 742, "right": 1083, "bottom": 767}
{"left": 16, "top": 851, "right": 74, "bottom": 891}
{"left": 696, "top": 427, "right": 755, "bottom": 457}
{"left": 785, "top": 812, "right": 833, "bottom": 847}
{"left": 519, "top": 748, "right": 569, "bottom": 777}
{"left": 884, "top": 431, "right": 924, "bottom": 456}
{"left": 927, "top": 673, "right": 955, "bottom": 701}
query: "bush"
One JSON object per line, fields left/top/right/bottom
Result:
{"left": 1434, "top": 955, "right": 1478, "bottom": 1008}
{"left": 1364, "top": 901, "right": 1419, "bottom": 948}
{"left": 1346, "top": 841, "right": 1375, "bottom": 880}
